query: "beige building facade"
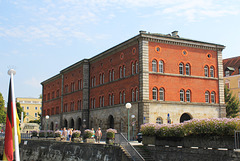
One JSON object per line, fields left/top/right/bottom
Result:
{"left": 16, "top": 97, "right": 42, "bottom": 123}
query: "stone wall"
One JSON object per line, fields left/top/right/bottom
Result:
{"left": 0, "top": 139, "right": 129, "bottom": 161}
{"left": 145, "top": 145, "right": 240, "bottom": 161}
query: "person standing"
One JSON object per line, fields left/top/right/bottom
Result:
{"left": 96, "top": 127, "right": 102, "bottom": 143}
{"left": 69, "top": 128, "right": 73, "bottom": 142}
{"left": 62, "top": 127, "right": 67, "bottom": 141}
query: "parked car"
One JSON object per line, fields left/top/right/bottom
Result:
{"left": 136, "top": 133, "right": 142, "bottom": 143}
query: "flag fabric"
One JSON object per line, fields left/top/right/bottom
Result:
{"left": 3, "top": 79, "right": 21, "bottom": 161}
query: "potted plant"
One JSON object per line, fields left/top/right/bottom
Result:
{"left": 47, "top": 130, "right": 54, "bottom": 138}
{"left": 55, "top": 130, "right": 62, "bottom": 141}
{"left": 83, "top": 129, "right": 95, "bottom": 143}
{"left": 72, "top": 130, "right": 82, "bottom": 142}
{"left": 106, "top": 128, "right": 117, "bottom": 144}
{"left": 38, "top": 130, "right": 46, "bottom": 138}
{"left": 31, "top": 130, "right": 38, "bottom": 139}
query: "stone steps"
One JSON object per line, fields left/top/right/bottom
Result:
{"left": 133, "top": 145, "right": 155, "bottom": 161}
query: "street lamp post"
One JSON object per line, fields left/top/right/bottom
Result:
{"left": 45, "top": 115, "right": 49, "bottom": 137}
{"left": 131, "top": 114, "right": 135, "bottom": 140}
{"left": 125, "top": 103, "right": 132, "bottom": 141}
{"left": 83, "top": 119, "right": 86, "bottom": 130}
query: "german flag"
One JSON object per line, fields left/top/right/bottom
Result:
{"left": 3, "top": 79, "right": 21, "bottom": 161}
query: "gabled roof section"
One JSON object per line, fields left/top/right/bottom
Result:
{"left": 223, "top": 56, "right": 240, "bottom": 76}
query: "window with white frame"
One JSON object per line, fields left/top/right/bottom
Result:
{"left": 159, "top": 60, "right": 164, "bottom": 73}
{"left": 159, "top": 88, "right": 164, "bottom": 101}
{"left": 205, "top": 91, "right": 210, "bottom": 103}
{"left": 180, "top": 89, "right": 184, "bottom": 102}
{"left": 35, "top": 107, "right": 37, "bottom": 110}
{"left": 123, "top": 65, "right": 126, "bottom": 77}
{"left": 238, "top": 93, "right": 240, "bottom": 101}
{"left": 186, "top": 90, "right": 191, "bottom": 102}
{"left": 35, "top": 113, "right": 37, "bottom": 117}
{"left": 204, "top": 66, "right": 209, "bottom": 77}
{"left": 238, "top": 79, "right": 240, "bottom": 88}
{"left": 210, "top": 66, "right": 214, "bottom": 77}
{"left": 152, "top": 60, "right": 157, "bottom": 72}
{"left": 152, "top": 87, "right": 157, "bottom": 100}
{"left": 123, "top": 91, "right": 125, "bottom": 104}
{"left": 186, "top": 63, "right": 190, "bottom": 75}
{"left": 179, "top": 63, "right": 184, "bottom": 75}
{"left": 211, "top": 91, "right": 215, "bottom": 103}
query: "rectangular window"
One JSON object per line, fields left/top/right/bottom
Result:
{"left": 239, "top": 93, "right": 240, "bottom": 102}
{"left": 35, "top": 107, "right": 37, "bottom": 110}
{"left": 35, "top": 113, "right": 37, "bottom": 117}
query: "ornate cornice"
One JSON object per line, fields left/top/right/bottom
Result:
{"left": 141, "top": 34, "right": 225, "bottom": 51}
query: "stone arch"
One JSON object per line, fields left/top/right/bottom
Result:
{"left": 180, "top": 113, "right": 192, "bottom": 123}
{"left": 108, "top": 115, "right": 114, "bottom": 129}
{"left": 50, "top": 122, "right": 54, "bottom": 130}
{"left": 70, "top": 118, "right": 74, "bottom": 129}
{"left": 64, "top": 119, "right": 68, "bottom": 128}
{"left": 77, "top": 117, "right": 82, "bottom": 130}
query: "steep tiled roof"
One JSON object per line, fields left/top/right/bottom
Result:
{"left": 223, "top": 56, "right": 240, "bottom": 76}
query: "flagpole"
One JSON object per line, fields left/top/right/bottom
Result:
{"left": 8, "top": 69, "right": 20, "bottom": 161}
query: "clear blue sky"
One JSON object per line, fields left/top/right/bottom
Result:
{"left": 0, "top": 0, "right": 240, "bottom": 105}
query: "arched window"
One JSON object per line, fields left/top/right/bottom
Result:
{"left": 156, "top": 117, "right": 163, "bottom": 124}
{"left": 159, "top": 60, "right": 164, "bottom": 73}
{"left": 109, "top": 94, "right": 111, "bottom": 106}
{"left": 102, "top": 73, "right": 105, "bottom": 83}
{"left": 135, "top": 88, "right": 138, "bottom": 101}
{"left": 179, "top": 63, "right": 184, "bottom": 75}
{"left": 102, "top": 96, "right": 104, "bottom": 107}
{"left": 123, "top": 91, "right": 125, "bottom": 104}
{"left": 205, "top": 91, "right": 210, "bottom": 103}
{"left": 119, "top": 92, "right": 122, "bottom": 104}
{"left": 210, "top": 66, "right": 214, "bottom": 77}
{"left": 135, "top": 61, "right": 138, "bottom": 74}
{"left": 123, "top": 65, "right": 126, "bottom": 77}
{"left": 112, "top": 94, "right": 114, "bottom": 105}
{"left": 93, "top": 98, "right": 95, "bottom": 109}
{"left": 186, "top": 63, "right": 190, "bottom": 75}
{"left": 152, "top": 87, "right": 157, "bottom": 100}
{"left": 109, "top": 71, "right": 112, "bottom": 82}
{"left": 204, "top": 65, "right": 209, "bottom": 77}
{"left": 152, "top": 60, "right": 157, "bottom": 72}
{"left": 211, "top": 91, "right": 215, "bottom": 103}
{"left": 99, "top": 97, "right": 102, "bottom": 107}
{"left": 180, "top": 89, "right": 184, "bottom": 102}
{"left": 99, "top": 74, "right": 102, "bottom": 84}
{"left": 94, "top": 76, "right": 96, "bottom": 86}
{"left": 132, "top": 62, "right": 135, "bottom": 75}
{"left": 186, "top": 90, "right": 191, "bottom": 102}
{"left": 112, "top": 69, "right": 115, "bottom": 81}
{"left": 159, "top": 88, "right": 164, "bottom": 101}
{"left": 119, "top": 67, "right": 122, "bottom": 78}
{"left": 131, "top": 89, "right": 135, "bottom": 102}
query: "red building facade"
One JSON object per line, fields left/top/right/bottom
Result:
{"left": 41, "top": 31, "right": 226, "bottom": 134}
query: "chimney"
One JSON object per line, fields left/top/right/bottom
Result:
{"left": 171, "top": 31, "right": 179, "bottom": 37}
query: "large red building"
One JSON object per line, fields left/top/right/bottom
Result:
{"left": 41, "top": 31, "right": 226, "bottom": 134}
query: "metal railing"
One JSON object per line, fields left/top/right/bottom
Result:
{"left": 0, "top": 133, "right": 31, "bottom": 139}
{"left": 235, "top": 131, "right": 240, "bottom": 149}
{"left": 115, "top": 133, "right": 145, "bottom": 161}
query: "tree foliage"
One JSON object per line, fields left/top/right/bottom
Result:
{"left": 0, "top": 92, "right": 6, "bottom": 123}
{"left": 29, "top": 112, "right": 41, "bottom": 124}
{"left": 16, "top": 102, "right": 26, "bottom": 120}
{"left": 225, "top": 86, "right": 240, "bottom": 118}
